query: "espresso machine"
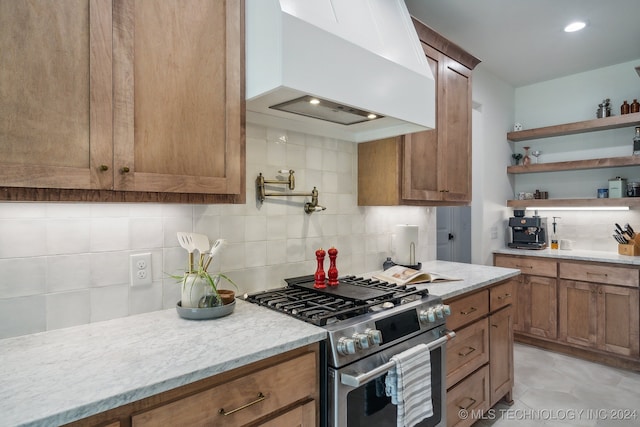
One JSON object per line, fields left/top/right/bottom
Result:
{"left": 508, "top": 210, "right": 548, "bottom": 249}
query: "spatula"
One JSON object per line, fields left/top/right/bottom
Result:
{"left": 177, "top": 232, "right": 196, "bottom": 273}
{"left": 204, "top": 238, "right": 226, "bottom": 271}
{"left": 191, "top": 233, "right": 211, "bottom": 268}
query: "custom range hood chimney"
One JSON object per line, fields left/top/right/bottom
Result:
{"left": 245, "top": 0, "right": 436, "bottom": 143}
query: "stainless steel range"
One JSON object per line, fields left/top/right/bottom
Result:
{"left": 245, "top": 275, "right": 455, "bottom": 427}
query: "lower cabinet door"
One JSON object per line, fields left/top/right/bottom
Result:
{"left": 489, "top": 307, "right": 513, "bottom": 407}
{"left": 559, "top": 280, "right": 598, "bottom": 348}
{"left": 446, "top": 365, "right": 490, "bottom": 427}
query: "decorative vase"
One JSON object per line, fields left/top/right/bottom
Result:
{"left": 217, "top": 289, "right": 235, "bottom": 305}
{"left": 522, "top": 146, "right": 531, "bottom": 166}
{"left": 181, "top": 273, "right": 221, "bottom": 308}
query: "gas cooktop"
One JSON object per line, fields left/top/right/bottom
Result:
{"left": 244, "top": 275, "right": 429, "bottom": 326}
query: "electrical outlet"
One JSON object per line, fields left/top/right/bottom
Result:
{"left": 130, "top": 253, "right": 152, "bottom": 286}
{"left": 490, "top": 226, "right": 498, "bottom": 240}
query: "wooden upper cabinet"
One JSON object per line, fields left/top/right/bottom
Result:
{"left": 403, "top": 45, "right": 472, "bottom": 203}
{"left": 113, "top": 0, "right": 244, "bottom": 196}
{"left": 357, "top": 19, "right": 477, "bottom": 206}
{"left": 0, "top": 0, "right": 113, "bottom": 190}
{"left": 0, "top": 0, "right": 245, "bottom": 203}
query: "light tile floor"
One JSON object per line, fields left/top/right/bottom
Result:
{"left": 474, "top": 343, "right": 640, "bottom": 427}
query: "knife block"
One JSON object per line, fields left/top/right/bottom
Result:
{"left": 618, "top": 234, "right": 640, "bottom": 256}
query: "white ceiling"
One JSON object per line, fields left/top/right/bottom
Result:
{"left": 405, "top": 0, "right": 640, "bottom": 87}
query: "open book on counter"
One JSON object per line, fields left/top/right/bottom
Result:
{"left": 373, "top": 265, "right": 461, "bottom": 286}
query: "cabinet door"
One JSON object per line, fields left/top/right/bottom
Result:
{"left": 0, "top": 0, "right": 113, "bottom": 190}
{"left": 558, "top": 280, "right": 597, "bottom": 348}
{"left": 402, "top": 44, "right": 472, "bottom": 203}
{"left": 597, "top": 285, "right": 639, "bottom": 356}
{"left": 525, "top": 275, "right": 558, "bottom": 339}
{"left": 113, "top": 0, "right": 244, "bottom": 196}
{"left": 489, "top": 307, "right": 513, "bottom": 407}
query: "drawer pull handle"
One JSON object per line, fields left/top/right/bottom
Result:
{"left": 219, "top": 392, "right": 266, "bottom": 416}
{"left": 460, "top": 307, "right": 477, "bottom": 315}
{"left": 515, "top": 264, "right": 533, "bottom": 269}
{"left": 586, "top": 272, "right": 608, "bottom": 277}
{"left": 497, "top": 293, "right": 512, "bottom": 300}
{"left": 458, "top": 346, "right": 476, "bottom": 357}
{"left": 458, "top": 397, "right": 477, "bottom": 411}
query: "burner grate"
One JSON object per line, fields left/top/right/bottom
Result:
{"left": 245, "top": 275, "right": 429, "bottom": 326}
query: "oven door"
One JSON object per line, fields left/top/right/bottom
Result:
{"left": 328, "top": 328, "right": 451, "bottom": 427}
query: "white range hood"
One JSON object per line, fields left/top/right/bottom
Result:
{"left": 245, "top": 0, "right": 436, "bottom": 143}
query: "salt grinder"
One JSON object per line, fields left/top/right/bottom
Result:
{"left": 314, "top": 248, "right": 326, "bottom": 289}
{"left": 327, "top": 247, "right": 339, "bottom": 286}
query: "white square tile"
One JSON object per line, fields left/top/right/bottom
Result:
{"left": 322, "top": 149, "right": 338, "bottom": 172}
{"left": 91, "top": 217, "right": 130, "bottom": 252}
{"left": 219, "top": 215, "right": 246, "bottom": 243}
{"left": 129, "top": 282, "right": 163, "bottom": 315}
{"left": 266, "top": 140, "right": 287, "bottom": 167}
{"left": 46, "top": 203, "right": 91, "bottom": 218}
{"left": 0, "top": 257, "right": 46, "bottom": 298}
{"left": 0, "top": 219, "right": 48, "bottom": 257}
{"left": 245, "top": 241, "right": 267, "bottom": 268}
{"left": 286, "top": 216, "right": 305, "bottom": 239}
{"left": 90, "top": 285, "right": 129, "bottom": 322}
{"left": 45, "top": 218, "right": 91, "bottom": 256}
{"left": 163, "top": 216, "right": 193, "bottom": 248}
{"left": 286, "top": 239, "right": 306, "bottom": 263}
{"left": 266, "top": 216, "right": 287, "bottom": 241}
{"left": 90, "top": 252, "right": 129, "bottom": 287}
{"left": 266, "top": 240, "right": 287, "bottom": 265}
{"left": 47, "top": 254, "right": 91, "bottom": 292}
{"left": 130, "top": 218, "right": 163, "bottom": 250}
{"left": 46, "top": 290, "right": 91, "bottom": 330}
{"left": 245, "top": 216, "right": 267, "bottom": 242}
{"left": 306, "top": 146, "right": 323, "bottom": 170}
{"left": 90, "top": 203, "right": 130, "bottom": 217}
{"left": 0, "top": 202, "right": 47, "bottom": 218}
{"left": 220, "top": 242, "right": 245, "bottom": 271}
{"left": 0, "top": 295, "right": 46, "bottom": 339}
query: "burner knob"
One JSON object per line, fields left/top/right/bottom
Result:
{"left": 365, "top": 328, "right": 383, "bottom": 345}
{"left": 419, "top": 308, "right": 436, "bottom": 324}
{"left": 434, "top": 305, "right": 444, "bottom": 319}
{"left": 353, "top": 333, "right": 370, "bottom": 350}
{"left": 337, "top": 337, "right": 357, "bottom": 356}
{"left": 442, "top": 304, "right": 451, "bottom": 316}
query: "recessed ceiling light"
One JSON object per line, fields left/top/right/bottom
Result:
{"left": 309, "top": 98, "right": 320, "bottom": 105}
{"left": 564, "top": 21, "right": 586, "bottom": 32}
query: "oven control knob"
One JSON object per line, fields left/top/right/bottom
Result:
{"left": 353, "top": 333, "right": 370, "bottom": 350}
{"left": 434, "top": 305, "right": 444, "bottom": 319}
{"left": 419, "top": 308, "right": 436, "bottom": 323}
{"left": 365, "top": 328, "right": 383, "bottom": 345}
{"left": 442, "top": 304, "right": 451, "bottom": 316}
{"left": 337, "top": 337, "right": 357, "bottom": 355}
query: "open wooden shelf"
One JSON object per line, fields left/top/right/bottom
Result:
{"left": 507, "top": 198, "right": 640, "bottom": 208}
{"left": 507, "top": 112, "right": 640, "bottom": 142}
{"left": 507, "top": 156, "right": 640, "bottom": 174}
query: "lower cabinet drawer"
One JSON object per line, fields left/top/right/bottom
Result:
{"left": 446, "top": 365, "right": 490, "bottom": 427}
{"left": 490, "top": 281, "right": 514, "bottom": 312}
{"left": 132, "top": 352, "right": 317, "bottom": 427}
{"left": 446, "top": 290, "right": 489, "bottom": 330}
{"left": 559, "top": 261, "right": 639, "bottom": 288}
{"left": 495, "top": 254, "right": 557, "bottom": 278}
{"left": 446, "top": 318, "right": 489, "bottom": 388}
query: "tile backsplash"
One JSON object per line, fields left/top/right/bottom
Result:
{"left": 0, "top": 124, "right": 435, "bottom": 338}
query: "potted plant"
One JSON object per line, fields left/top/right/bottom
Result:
{"left": 172, "top": 237, "right": 238, "bottom": 308}
{"left": 175, "top": 267, "right": 238, "bottom": 308}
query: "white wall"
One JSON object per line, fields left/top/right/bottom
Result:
{"left": 470, "top": 66, "right": 516, "bottom": 265}
{"left": 0, "top": 124, "right": 436, "bottom": 339}
{"left": 513, "top": 58, "right": 640, "bottom": 252}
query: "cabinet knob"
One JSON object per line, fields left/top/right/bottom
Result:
{"left": 99, "top": 165, "right": 109, "bottom": 171}
{"left": 120, "top": 166, "right": 130, "bottom": 174}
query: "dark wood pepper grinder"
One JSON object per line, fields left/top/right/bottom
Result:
{"left": 327, "top": 247, "right": 339, "bottom": 286}
{"left": 314, "top": 248, "right": 326, "bottom": 289}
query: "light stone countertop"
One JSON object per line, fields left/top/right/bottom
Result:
{"left": 0, "top": 299, "right": 326, "bottom": 427}
{"left": 400, "top": 260, "right": 521, "bottom": 301}
{"left": 494, "top": 248, "right": 640, "bottom": 266}
{"left": 0, "top": 260, "right": 521, "bottom": 427}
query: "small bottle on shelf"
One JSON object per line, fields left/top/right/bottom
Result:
{"left": 631, "top": 99, "right": 640, "bottom": 114}
{"left": 634, "top": 126, "right": 640, "bottom": 156}
{"left": 621, "top": 100, "right": 630, "bottom": 115}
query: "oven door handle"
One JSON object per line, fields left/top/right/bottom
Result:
{"left": 340, "top": 330, "right": 456, "bottom": 388}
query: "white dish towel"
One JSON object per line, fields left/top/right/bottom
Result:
{"left": 385, "top": 343, "right": 433, "bottom": 427}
